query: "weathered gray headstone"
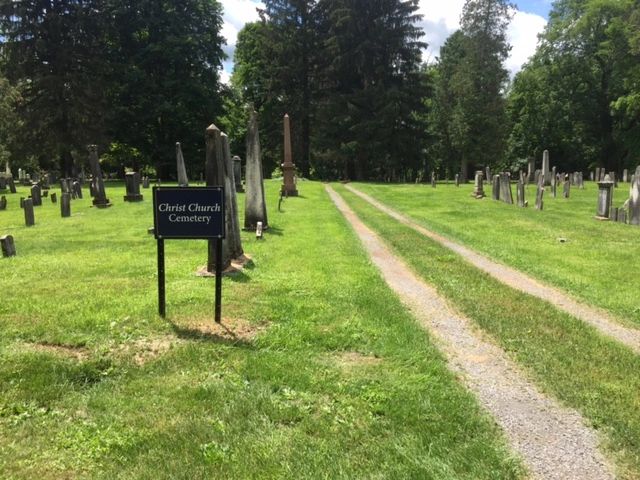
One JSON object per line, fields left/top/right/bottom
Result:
{"left": 623, "top": 169, "right": 628, "bottom": 183}
{"left": 617, "top": 209, "right": 627, "bottom": 223}
{"left": 30, "top": 184, "right": 42, "bottom": 206}
{"left": 516, "top": 180, "right": 526, "bottom": 207}
{"left": 0, "top": 195, "right": 6, "bottom": 210}
{"left": 431, "top": 171, "right": 436, "bottom": 188}
{"left": 24, "top": 198, "right": 34, "bottom": 226}
{"left": 535, "top": 184, "right": 544, "bottom": 210}
{"left": 244, "top": 111, "right": 268, "bottom": 231}
{"left": 124, "top": 172, "right": 143, "bottom": 202}
{"left": 176, "top": 142, "right": 189, "bottom": 187}
{"left": 534, "top": 169, "right": 541, "bottom": 186}
{"left": 7, "top": 176, "right": 16, "bottom": 194}
{"left": 50, "top": 192, "right": 57, "bottom": 203}
{"left": 596, "top": 175, "right": 614, "bottom": 219}
{"left": 542, "top": 150, "right": 550, "bottom": 185}
{"left": 73, "top": 181, "right": 83, "bottom": 199}
{"left": 485, "top": 166, "right": 492, "bottom": 185}
{"left": 61, "top": 192, "right": 71, "bottom": 217}
{"left": 221, "top": 133, "right": 244, "bottom": 260}
{"left": 205, "top": 124, "right": 231, "bottom": 272}
{"left": 142, "top": 176, "right": 150, "bottom": 189}
{"left": 281, "top": 114, "right": 298, "bottom": 196}
{"left": 492, "top": 175, "right": 500, "bottom": 201}
{"left": 0, "top": 234, "right": 16, "bottom": 257}
{"left": 610, "top": 172, "right": 618, "bottom": 187}
{"left": 563, "top": 177, "right": 570, "bottom": 198}
{"left": 629, "top": 166, "right": 640, "bottom": 225}
{"left": 499, "top": 173, "right": 513, "bottom": 204}
{"left": 233, "top": 156, "right": 244, "bottom": 193}
{"left": 551, "top": 166, "right": 557, "bottom": 198}
{"left": 609, "top": 206, "right": 618, "bottom": 221}
{"left": 590, "top": 171, "right": 595, "bottom": 182}
{"left": 472, "top": 171, "right": 484, "bottom": 198}
{"left": 88, "top": 145, "right": 111, "bottom": 208}
{"left": 527, "top": 157, "right": 535, "bottom": 182}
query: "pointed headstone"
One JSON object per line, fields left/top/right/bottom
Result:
{"left": 176, "top": 142, "right": 189, "bottom": 187}
{"left": 221, "top": 133, "right": 243, "bottom": 259}
{"left": 88, "top": 145, "right": 111, "bottom": 208}
{"left": 281, "top": 114, "right": 298, "bottom": 196}
{"left": 542, "top": 150, "right": 550, "bottom": 185}
{"left": 233, "top": 156, "right": 244, "bottom": 193}
{"left": 205, "top": 124, "right": 231, "bottom": 272}
{"left": 244, "top": 111, "right": 268, "bottom": 231}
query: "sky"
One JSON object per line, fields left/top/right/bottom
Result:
{"left": 219, "top": 0, "right": 552, "bottom": 84}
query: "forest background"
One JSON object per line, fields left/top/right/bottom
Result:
{"left": 0, "top": 0, "right": 638, "bottom": 182}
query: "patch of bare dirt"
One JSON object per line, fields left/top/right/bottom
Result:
{"left": 26, "top": 342, "right": 89, "bottom": 361}
{"left": 175, "top": 316, "right": 266, "bottom": 342}
{"left": 130, "top": 336, "right": 179, "bottom": 366}
{"left": 334, "top": 351, "right": 383, "bottom": 368}
{"left": 195, "top": 254, "right": 254, "bottom": 277}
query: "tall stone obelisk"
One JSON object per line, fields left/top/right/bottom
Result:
{"left": 244, "top": 111, "right": 268, "bottom": 231}
{"left": 176, "top": 142, "right": 189, "bottom": 187}
{"left": 281, "top": 114, "right": 298, "bottom": 196}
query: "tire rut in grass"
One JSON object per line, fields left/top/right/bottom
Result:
{"left": 327, "top": 185, "right": 613, "bottom": 480}
{"left": 345, "top": 184, "right": 640, "bottom": 355}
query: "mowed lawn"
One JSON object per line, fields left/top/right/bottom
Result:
{"left": 351, "top": 181, "right": 640, "bottom": 325}
{"left": 0, "top": 181, "right": 523, "bottom": 479}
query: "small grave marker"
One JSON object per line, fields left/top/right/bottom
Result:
{"left": 24, "top": 198, "right": 34, "bottom": 226}
{"left": 61, "top": 193, "right": 71, "bottom": 217}
{"left": 0, "top": 235, "right": 16, "bottom": 257}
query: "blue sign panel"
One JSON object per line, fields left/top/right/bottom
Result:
{"left": 153, "top": 187, "right": 225, "bottom": 239}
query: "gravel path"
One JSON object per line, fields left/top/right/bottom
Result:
{"left": 345, "top": 184, "right": 640, "bottom": 355}
{"left": 327, "top": 185, "right": 614, "bottom": 480}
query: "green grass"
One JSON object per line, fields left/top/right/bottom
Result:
{"left": 335, "top": 183, "right": 640, "bottom": 479}
{"left": 0, "top": 181, "right": 523, "bottom": 478}
{"left": 349, "top": 181, "right": 640, "bottom": 325}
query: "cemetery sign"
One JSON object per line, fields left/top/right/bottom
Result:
{"left": 153, "top": 186, "right": 225, "bottom": 321}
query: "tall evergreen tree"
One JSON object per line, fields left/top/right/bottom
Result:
{"left": 0, "top": 0, "right": 111, "bottom": 174}
{"left": 435, "top": 0, "right": 512, "bottom": 181}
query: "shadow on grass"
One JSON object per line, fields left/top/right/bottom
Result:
{"left": 167, "top": 320, "right": 257, "bottom": 350}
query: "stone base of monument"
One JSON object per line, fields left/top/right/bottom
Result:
{"left": 195, "top": 254, "right": 253, "bottom": 277}
{"left": 92, "top": 199, "right": 112, "bottom": 208}
{"left": 124, "top": 194, "right": 144, "bottom": 202}
{"left": 281, "top": 186, "right": 298, "bottom": 197}
{"left": 594, "top": 216, "right": 610, "bottom": 221}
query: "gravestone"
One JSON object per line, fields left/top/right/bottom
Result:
{"left": 244, "top": 111, "right": 268, "bottom": 231}
{"left": 431, "top": 171, "right": 436, "bottom": 188}
{"left": 472, "top": 171, "right": 484, "bottom": 198}
{"left": 527, "top": 157, "right": 535, "bottom": 182}
{"left": 499, "top": 173, "right": 513, "bottom": 204}
{"left": 535, "top": 184, "right": 544, "bottom": 210}
{"left": 18, "top": 168, "right": 23, "bottom": 180}
{"left": 629, "top": 166, "right": 640, "bottom": 225}
{"left": 610, "top": 172, "right": 617, "bottom": 188}
{"left": 516, "top": 180, "right": 526, "bottom": 207}
{"left": 142, "top": 176, "right": 150, "bottom": 189}
{"left": 50, "top": 192, "right": 57, "bottom": 203}
{"left": 1, "top": 235, "right": 16, "bottom": 257}
{"left": 24, "top": 198, "right": 34, "bottom": 226}
{"left": 41, "top": 174, "right": 50, "bottom": 190}
{"left": 205, "top": 124, "right": 231, "bottom": 272}
{"left": 221, "top": 133, "right": 244, "bottom": 260}
{"left": 73, "top": 181, "right": 83, "bottom": 199}
{"left": 176, "top": 142, "right": 189, "bottom": 187}
{"left": 590, "top": 171, "right": 595, "bottom": 182}
{"left": 551, "top": 166, "right": 557, "bottom": 198}
{"left": 88, "top": 145, "right": 111, "bottom": 208}
{"left": 542, "top": 150, "right": 550, "bottom": 185}
{"left": 233, "top": 156, "right": 244, "bottom": 193}
{"left": 485, "top": 166, "right": 492, "bottom": 185}
{"left": 42, "top": 190, "right": 48, "bottom": 198}
{"left": 600, "top": 169, "right": 606, "bottom": 181}
{"left": 61, "top": 178, "right": 70, "bottom": 195}
{"left": 281, "top": 114, "right": 298, "bottom": 196}
{"left": 7, "top": 176, "right": 16, "bottom": 194}
{"left": 563, "top": 176, "right": 570, "bottom": 198}
{"left": 596, "top": 175, "right": 614, "bottom": 219}
{"left": 455, "top": 173, "right": 460, "bottom": 187}
{"left": 124, "top": 172, "right": 144, "bottom": 202}
{"left": 61, "top": 192, "right": 71, "bottom": 217}
{"left": 0, "top": 195, "right": 6, "bottom": 210}
{"left": 617, "top": 209, "right": 627, "bottom": 223}
{"left": 623, "top": 169, "right": 628, "bottom": 183}
{"left": 492, "top": 175, "right": 500, "bottom": 200}
{"left": 30, "top": 184, "right": 42, "bottom": 206}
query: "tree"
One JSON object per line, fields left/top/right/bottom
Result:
{"left": 314, "top": 0, "right": 427, "bottom": 180}
{"left": 0, "top": 75, "right": 22, "bottom": 169}
{"left": 107, "top": 0, "right": 226, "bottom": 178}
{"left": 435, "top": 0, "right": 513, "bottom": 181}
{"left": 0, "top": 0, "right": 111, "bottom": 175}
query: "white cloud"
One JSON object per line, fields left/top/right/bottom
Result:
{"left": 506, "top": 10, "right": 547, "bottom": 74}
{"left": 220, "top": 0, "right": 264, "bottom": 82}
